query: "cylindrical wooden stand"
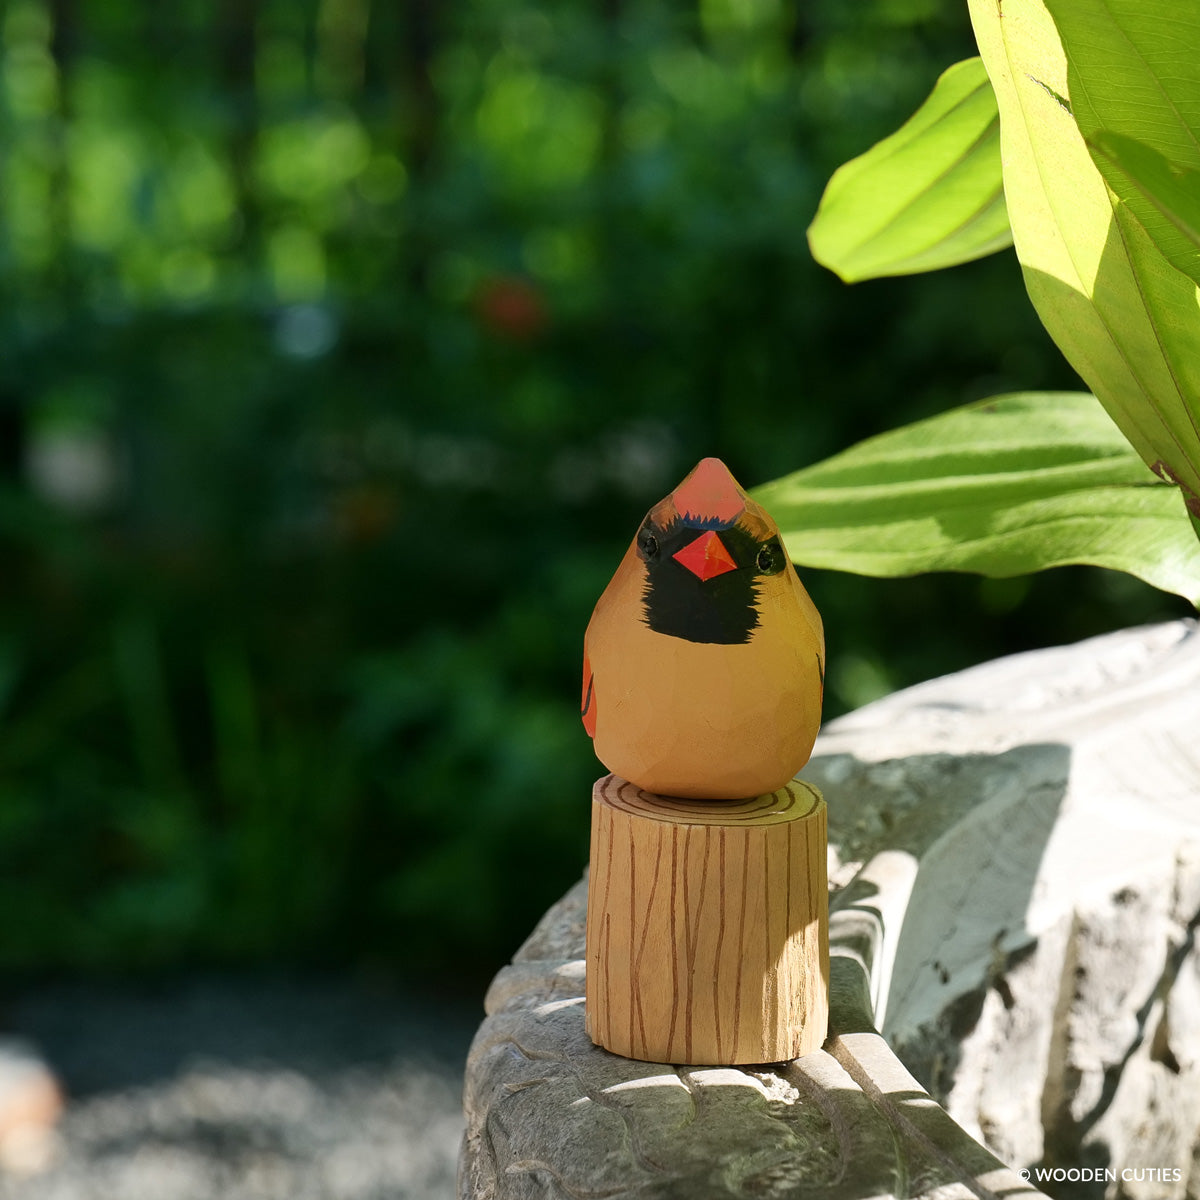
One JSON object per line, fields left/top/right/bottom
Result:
{"left": 585, "top": 774, "right": 828, "bottom": 1065}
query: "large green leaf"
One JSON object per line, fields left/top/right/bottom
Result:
{"left": 1044, "top": 0, "right": 1200, "bottom": 287}
{"left": 1085, "top": 133, "right": 1200, "bottom": 288}
{"left": 752, "top": 393, "right": 1200, "bottom": 605}
{"left": 966, "top": 0, "right": 1200, "bottom": 521}
{"left": 807, "top": 57, "right": 1012, "bottom": 282}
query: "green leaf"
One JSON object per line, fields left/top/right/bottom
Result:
{"left": 751, "top": 393, "right": 1200, "bottom": 605}
{"left": 1045, "top": 0, "right": 1200, "bottom": 287}
{"left": 807, "top": 57, "right": 1012, "bottom": 283}
{"left": 966, "top": 0, "right": 1200, "bottom": 521}
{"left": 1086, "top": 133, "right": 1200, "bottom": 288}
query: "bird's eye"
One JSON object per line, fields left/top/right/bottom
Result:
{"left": 756, "top": 542, "right": 783, "bottom": 573}
{"left": 640, "top": 533, "right": 659, "bottom": 559}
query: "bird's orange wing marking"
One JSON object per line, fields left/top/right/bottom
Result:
{"left": 581, "top": 647, "right": 597, "bottom": 737}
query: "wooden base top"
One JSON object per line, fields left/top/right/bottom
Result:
{"left": 596, "top": 774, "right": 823, "bottom": 827}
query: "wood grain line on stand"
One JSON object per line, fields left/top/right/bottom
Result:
{"left": 667, "top": 825, "right": 679, "bottom": 1058}
{"left": 714, "top": 828, "right": 727, "bottom": 1061}
{"left": 732, "top": 832, "right": 749, "bottom": 1059}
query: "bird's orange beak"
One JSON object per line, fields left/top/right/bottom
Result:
{"left": 673, "top": 530, "right": 737, "bottom": 581}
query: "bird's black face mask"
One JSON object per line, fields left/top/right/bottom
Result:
{"left": 637, "top": 518, "right": 786, "bottom": 645}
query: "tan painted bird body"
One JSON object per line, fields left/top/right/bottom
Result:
{"left": 582, "top": 457, "right": 824, "bottom": 800}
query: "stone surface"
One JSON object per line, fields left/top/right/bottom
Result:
{"left": 462, "top": 619, "right": 1200, "bottom": 1199}
{"left": 808, "top": 619, "right": 1200, "bottom": 1190}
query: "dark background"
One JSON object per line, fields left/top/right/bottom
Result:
{"left": 0, "top": 0, "right": 1187, "bottom": 998}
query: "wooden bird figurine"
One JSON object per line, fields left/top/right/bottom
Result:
{"left": 582, "top": 457, "right": 825, "bottom": 799}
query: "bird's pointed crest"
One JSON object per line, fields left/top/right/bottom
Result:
{"left": 671, "top": 458, "right": 747, "bottom": 526}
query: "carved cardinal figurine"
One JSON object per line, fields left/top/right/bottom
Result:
{"left": 582, "top": 457, "right": 825, "bottom": 799}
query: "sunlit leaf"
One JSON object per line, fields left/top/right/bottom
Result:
{"left": 752, "top": 393, "right": 1200, "bottom": 605}
{"left": 1044, "top": 0, "right": 1200, "bottom": 289}
{"left": 807, "top": 57, "right": 1012, "bottom": 282}
{"left": 967, "top": 0, "right": 1200, "bottom": 522}
{"left": 1085, "top": 134, "right": 1200, "bottom": 288}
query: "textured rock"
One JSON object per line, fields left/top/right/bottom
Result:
{"left": 808, "top": 619, "right": 1200, "bottom": 1191}
{"left": 462, "top": 620, "right": 1200, "bottom": 1199}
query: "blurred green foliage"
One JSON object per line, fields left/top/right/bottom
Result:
{"left": 0, "top": 0, "right": 1187, "bottom": 987}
